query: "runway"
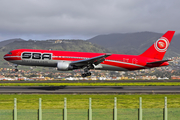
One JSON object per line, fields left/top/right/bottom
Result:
{"left": 1, "top": 86, "right": 180, "bottom": 94}
{"left": 1, "top": 80, "right": 180, "bottom": 83}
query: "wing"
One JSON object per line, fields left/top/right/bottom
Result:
{"left": 70, "top": 53, "right": 111, "bottom": 68}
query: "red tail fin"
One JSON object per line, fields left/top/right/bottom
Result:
{"left": 140, "top": 31, "right": 175, "bottom": 60}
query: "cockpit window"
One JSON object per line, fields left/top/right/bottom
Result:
{"left": 8, "top": 52, "right": 12, "bottom": 55}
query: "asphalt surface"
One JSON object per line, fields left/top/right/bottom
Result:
{"left": 1, "top": 86, "right": 180, "bottom": 94}
{"left": 1, "top": 80, "right": 180, "bottom": 83}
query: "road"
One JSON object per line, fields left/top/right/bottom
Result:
{"left": 0, "top": 86, "right": 180, "bottom": 94}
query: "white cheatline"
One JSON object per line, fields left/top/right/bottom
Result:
{"left": 105, "top": 59, "right": 147, "bottom": 68}
{"left": 4, "top": 56, "right": 21, "bottom": 58}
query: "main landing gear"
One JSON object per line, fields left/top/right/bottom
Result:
{"left": 81, "top": 67, "right": 92, "bottom": 77}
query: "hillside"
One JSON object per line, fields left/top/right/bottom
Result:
{"left": 88, "top": 32, "right": 180, "bottom": 58}
{"left": 0, "top": 39, "right": 111, "bottom": 53}
{"left": 0, "top": 38, "right": 25, "bottom": 48}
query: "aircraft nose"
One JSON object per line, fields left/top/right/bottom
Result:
{"left": 3, "top": 54, "right": 8, "bottom": 61}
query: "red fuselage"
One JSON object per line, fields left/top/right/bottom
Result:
{"left": 3, "top": 49, "right": 169, "bottom": 71}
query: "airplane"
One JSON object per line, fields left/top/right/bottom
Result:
{"left": 3, "top": 31, "right": 175, "bottom": 77}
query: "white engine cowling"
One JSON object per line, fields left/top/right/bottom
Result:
{"left": 57, "top": 61, "right": 73, "bottom": 71}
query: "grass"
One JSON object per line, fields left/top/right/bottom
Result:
{"left": 0, "top": 94, "right": 180, "bottom": 109}
{"left": 1, "top": 82, "right": 180, "bottom": 86}
{"left": 1, "top": 108, "right": 180, "bottom": 120}
{"left": 1, "top": 94, "right": 180, "bottom": 120}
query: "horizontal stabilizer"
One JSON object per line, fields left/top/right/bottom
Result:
{"left": 147, "top": 60, "right": 171, "bottom": 64}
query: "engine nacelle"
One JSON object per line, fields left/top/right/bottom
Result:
{"left": 57, "top": 61, "right": 73, "bottom": 71}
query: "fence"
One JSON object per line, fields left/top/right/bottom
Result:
{"left": 0, "top": 97, "right": 180, "bottom": 120}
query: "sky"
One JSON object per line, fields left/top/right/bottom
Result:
{"left": 0, "top": 0, "right": 179, "bottom": 41}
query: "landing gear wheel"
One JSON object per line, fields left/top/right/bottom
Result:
{"left": 81, "top": 74, "right": 86, "bottom": 77}
{"left": 81, "top": 72, "right": 91, "bottom": 77}
{"left": 15, "top": 69, "right": 18, "bottom": 72}
{"left": 87, "top": 72, "right": 91, "bottom": 76}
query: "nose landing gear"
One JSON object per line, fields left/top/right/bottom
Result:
{"left": 14, "top": 64, "right": 18, "bottom": 72}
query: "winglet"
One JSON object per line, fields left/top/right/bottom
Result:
{"left": 105, "top": 53, "right": 112, "bottom": 57}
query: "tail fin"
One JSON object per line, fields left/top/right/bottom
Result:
{"left": 140, "top": 31, "right": 175, "bottom": 60}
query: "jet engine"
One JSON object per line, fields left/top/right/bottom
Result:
{"left": 57, "top": 61, "right": 73, "bottom": 71}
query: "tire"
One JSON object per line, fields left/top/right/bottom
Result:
{"left": 81, "top": 74, "right": 86, "bottom": 77}
{"left": 15, "top": 69, "right": 18, "bottom": 72}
